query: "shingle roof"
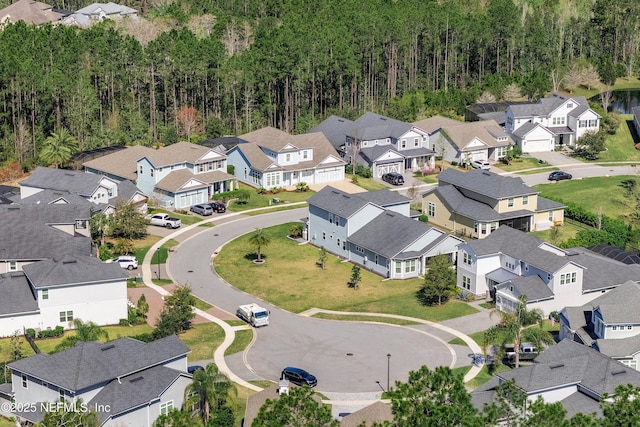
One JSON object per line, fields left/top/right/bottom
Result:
{"left": 535, "top": 196, "right": 565, "bottom": 211}
{"left": 154, "top": 169, "right": 233, "bottom": 193}
{"left": 82, "top": 145, "right": 155, "bottom": 181}
{"left": 349, "top": 112, "right": 413, "bottom": 140}
{"left": 563, "top": 248, "right": 640, "bottom": 292}
{"left": 589, "top": 281, "right": 640, "bottom": 323}
{"left": 359, "top": 146, "right": 402, "bottom": 164}
{"left": 307, "top": 186, "right": 407, "bottom": 218}
{"left": 511, "top": 121, "right": 540, "bottom": 138}
{"left": 466, "top": 225, "right": 544, "bottom": 257}
{"left": 308, "top": 115, "right": 353, "bottom": 150}
{"left": 17, "top": 189, "right": 91, "bottom": 206}
{"left": 142, "top": 142, "right": 225, "bottom": 167}
{"left": 425, "top": 185, "right": 504, "bottom": 222}
{"left": 20, "top": 167, "right": 111, "bottom": 197}
{"left": 0, "top": 0, "right": 63, "bottom": 25}
{"left": 597, "top": 335, "right": 640, "bottom": 358}
{"left": 8, "top": 335, "right": 190, "bottom": 391}
{"left": 437, "top": 168, "right": 538, "bottom": 200}
{"left": 115, "top": 179, "right": 147, "bottom": 204}
{"left": 0, "top": 204, "right": 91, "bottom": 260}
{"left": 353, "top": 189, "right": 410, "bottom": 207}
{"left": 22, "top": 254, "right": 127, "bottom": 289}
{"left": 75, "top": 2, "right": 136, "bottom": 15}
{"left": 89, "top": 365, "right": 186, "bottom": 423}
{"left": 559, "top": 390, "right": 602, "bottom": 418}
{"left": 438, "top": 120, "right": 513, "bottom": 150}
{"left": 496, "top": 275, "right": 554, "bottom": 302}
{"left": 340, "top": 401, "right": 393, "bottom": 427}
{"left": 0, "top": 272, "right": 39, "bottom": 316}
{"left": 413, "top": 115, "right": 462, "bottom": 133}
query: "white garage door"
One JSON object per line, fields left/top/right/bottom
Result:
{"left": 523, "top": 139, "right": 551, "bottom": 153}
{"left": 376, "top": 163, "right": 402, "bottom": 177}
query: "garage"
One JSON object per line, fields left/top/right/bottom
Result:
{"left": 375, "top": 162, "right": 402, "bottom": 177}
{"left": 523, "top": 138, "right": 553, "bottom": 153}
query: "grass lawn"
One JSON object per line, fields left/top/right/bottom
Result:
{"left": 227, "top": 183, "right": 314, "bottom": 212}
{"left": 346, "top": 174, "right": 388, "bottom": 191}
{"left": 194, "top": 298, "right": 213, "bottom": 311}
{"left": 214, "top": 223, "right": 478, "bottom": 321}
{"left": 179, "top": 323, "right": 225, "bottom": 361}
{"left": 493, "top": 156, "right": 550, "bottom": 173}
{"left": 465, "top": 363, "right": 512, "bottom": 389}
{"left": 597, "top": 114, "right": 640, "bottom": 162}
{"left": 134, "top": 236, "right": 179, "bottom": 264}
{"left": 0, "top": 418, "right": 15, "bottom": 427}
{"left": 529, "top": 220, "right": 584, "bottom": 242}
{"left": 535, "top": 175, "right": 638, "bottom": 219}
{"left": 312, "top": 313, "right": 421, "bottom": 325}
{"left": 225, "top": 329, "right": 253, "bottom": 356}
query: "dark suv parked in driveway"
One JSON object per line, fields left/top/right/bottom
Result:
{"left": 209, "top": 201, "right": 226, "bottom": 213}
{"left": 381, "top": 172, "right": 404, "bottom": 186}
{"left": 281, "top": 367, "right": 317, "bottom": 387}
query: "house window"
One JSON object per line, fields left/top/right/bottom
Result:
{"left": 59, "top": 388, "right": 65, "bottom": 402}
{"left": 329, "top": 213, "right": 333, "bottom": 224}
{"left": 322, "top": 232, "right": 326, "bottom": 240}
{"left": 400, "top": 140, "right": 407, "bottom": 149}
{"left": 356, "top": 246, "right": 365, "bottom": 253}
{"left": 589, "top": 119, "right": 597, "bottom": 127}
{"left": 463, "top": 252, "right": 472, "bottom": 265}
{"left": 107, "top": 187, "right": 113, "bottom": 197}
{"left": 507, "top": 198, "right": 514, "bottom": 207}
{"left": 405, "top": 260, "right": 416, "bottom": 273}
{"left": 552, "top": 117, "right": 566, "bottom": 125}
{"left": 337, "top": 238, "right": 341, "bottom": 247}
{"left": 613, "top": 326, "right": 618, "bottom": 331}
{"left": 462, "top": 275, "right": 471, "bottom": 290}
{"left": 579, "top": 120, "right": 587, "bottom": 128}
{"left": 265, "top": 173, "right": 280, "bottom": 187}
{"left": 474, "top": 222, "right": 478, "bottom": 233}
{"left": 548, "top": 211, "right": 554, "bottom": 221}
{"left": 567, "top": 103, "right": 573, "bottom": 109}
{"left": 414, "top": 138, "right": 419, "bottom": 147}
{"left": 628, "top": 325, "right": 633, "bottom": 331}
{"left": 428, "top": 202, "right": 436, "bottom": 217}
{"left": 622, "top": 359, "right": 638, "bottom": 370}
{"left": 42, "top": 289, "right": 49, "bottom": 300}
{"left": 547, "top": 273, "right": 552, "bottom": 280}
{"left": 395, "top": 262, "right": 402, "bottom": 274}
{"left": 303, "top": 151, "right": 308, "bottom": 159}
{"left": 522, "top": 195, "right": 528, "bottom": 205}
{"left": 505, "top": 259, "right": 515, "bottom": 270}
{"left": 490, "top": 222, "right": 497, "bottom": 232}
{"left": 139, "top": 165, "right": 143, "bottom": 175}
{"left": 335, "top": 216, "right": 340, "bottom": 226}
{"left": 150, "top": 168, "right": 154, "bottom": 177}
{"left": 21, "top": 374, "right": 27, "bottom": 389}
{"left": 560, "top": 272, "right": 577, "bottom": 285}
{"left": 286, "top": 154, "right": 291, "bottom": 162}
{"left": 375, "top": 255, "right": 379, "bottom": 264}
{"left": 244, "top": 168, "right": 248, "bottom": 179}
{"left": 480, "top": 223, "right": 487, "bottom": 235}
{"left": 9, "top": 261, "right": 17, "bottom": 271}
{"left": 75, "top": 220, "right": 87, "bottom": 230}
{"left": 160, "top": 401, "right": 174, "bottom": 416}
{"left": 60, "top": 311, "right": 73, "bottom": 322}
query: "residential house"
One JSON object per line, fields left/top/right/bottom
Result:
{"left": 0, "top": 203, "right": 91, "bottom": 274}
{"left": 311, "top": 113, "right": 436, "bottom": 177}
{"left": 0, "top": 0, "right": 64, "bottom": 26}
{"left": 243, "top": 380, "right": 300, "bottom": 426}
{"left": 307, "top": 186, "right": 463, "bottom": 279}
{"left": 227, "top": 127, "right": 346, "bottom": 190}
{"left": 4, "top": 335, "right": 191, "bottom": 426}
{"left": 422, "top": 168, "right": 565, "bottom": 238}
{"left": 61, "top": 2, "right": 137, "bottom": 27}
{"left": 505, "top": 92, "right": 600, "bottom": 153}
{"left": 471, "top": 339, "right": 640, "bottom": 419}
{"left": 457, "top": 225, "right": 640, "bottom": 315}
{"left": 83, "top": 142, "right": 235, "bottom": 209}
{"left": 340, "top": 401, "right": 393, "bottom": 427}
{"left": 559, "top": 281, "right": 640, "bottom": 370}
{"left": 414, "top": 116, "right": 513, "bottom": 166}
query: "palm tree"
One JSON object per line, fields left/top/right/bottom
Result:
{"left": 484, "top": 296, "right": 555, "bottom": 368}
{"left": 184, "top": 363, "right": 237, "bottom": 424}
{"left": 249, "top": 228, "right": 271, "bottom": 262}
{"left": 39, "top": 128, "right": 79, "bottom": 168}
{"left": 74, "top": 319, "right": 109, "bottom": 342}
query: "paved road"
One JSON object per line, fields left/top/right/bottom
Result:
{"left": 167, "top": 209, "right": 467, "bottom": 393}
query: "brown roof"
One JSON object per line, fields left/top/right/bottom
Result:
{"left": 154, "top": 169, "right": 233, "bottom": 193}
{"left": 83, "top": 145, "right": 155, "bottom": 181}
{"left": 341, "top": 401, "right": 393, "bottom": 427}
{"left": 243, "top": 383, "right": 324, "bottom": 427}
{"left": 142, "top": 141, "right": 225, "bottom": 167}
{"left": 0, "top": 0, "right": 63, "bottom": 25}
{"left": 240, "top": 127, "right": 297, "bottom": 151}
{"left": 413, "top": 115, "right": 462, "bottom": 133}
{"left": 440, "top": 119, "right": 512, "bottom": 150}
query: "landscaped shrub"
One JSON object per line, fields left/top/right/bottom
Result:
{"left": 451, "top": 161, "right": 458, "bottom": 166}
{"left": 355, "top": 165, "right": 372, "bottom": 178}
{"left": 295, "top": 182, "right": 310, "bottom": 192}
{"left": 119, "top": 318, "right": 129, "bottom": 326}
{"left": 26, "top": 329, "right": 36, "bottom": 339}
{"left": 418, "top": 214, "right": 429, "bottom": 222}
{"left": 38, "top": 326, "right": 64, "bottom": 339}
{"left": 131, "top": 333, "right": 154, "bottom": 343}
{"left": 257, "top": 187, "right": 267, "bottom": 194}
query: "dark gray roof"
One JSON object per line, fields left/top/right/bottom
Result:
{"left": 564, "top": 248, "right": 640, "bottom": 292}
{"left": 0, "top": 272, "right": 38, "bottom": 317}
{"left": 535, "top": 196, "right": 566, "bottom": 211}
{"left": 511, "top": 121, "right": 538, "bottom": 138}
{"left": 349, "top": 112, "right": 414, "bottom": 141}
{"left": 597, "top": 334, "right": 640, "bottom": 358}
{"left": 466, "top": 225, "right": 545, "bottom": 258}
{"left": 9, "top": 335, "right": 190, "bottom": 392}
{"left": 438, "top": 168, "right": 538, "bottom": 200}
{"left": 496, "top": 275, "right": 554, "bottom": 302}
{"left": 22, "top": 255, "right": 127, "bottom": 289}
{"left": 115, "top": 179, "right": 147, "bottom": 204}
{"left": 359, "top": 146, "right": 402, "bottom": 165}
{"left": 307, "top": 186, "right": 408, "bottom": 217}
{"left": 0, "top": 204, "right": 91, "bottom": 260}
{"left": 89, "top": 365, "right": 187, "bottom": 423}
{"left": 348, "top": 211, "right": 442, "bottom": 259}
{"left": 17, "top": 189, "right": 91, "bottom": 206}
{"left": 20, "top": 167, "right": 108, "bottom": 197}
{"left": 588, "top": 244, "right": 640, "bottom": 265}
{"left": 349, "top": 188, "right": 410, "bottom": 207}
{"left": 560, "top": 390, "right": 602, "bottom": 418}
{"left": 308, "top": 115, "right": 353, "bottom": 150}
{"left": 426, "top": 185, "right": 508, "bottom": 222}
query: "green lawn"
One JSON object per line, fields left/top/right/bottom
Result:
{"left": 346, "top": 174, "right": 388, "bottom": 191}
{"left": 227, "top": 183, "right": 314, "bottom": 212}
{"left": 134, "top": 237, "right": 179, "bottom": 264}
{"left": 493, "top": 156, "right": 551, "bottom": 173}
{"left": 214, "top": 223, "right": 478, "bottom": 321}
{"left": 535, "top": 175, "right": 638, "bottom": 219}
{"left": 179, "top": 323, "right": 225, "bottom": 361}
{"left": 312, "top": 313, "right": 421, "bottom": 325}
{"left": 529, "top": 220, "right": 585, "bottom": 242}
{"left": 225, "top": 329, "right": 253, "bottom": 356}
{"left": 597, "top": 114, "right": 640, "bottom": 162}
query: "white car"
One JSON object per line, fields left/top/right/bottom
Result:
{"left": 471, "top": 160, "right": 491, "bottom": 170}
{"left": 106, "top": 256, "right": 138, "bottom": 270}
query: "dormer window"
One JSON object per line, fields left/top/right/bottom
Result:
{"left": 286, "top": 153, "right": 291, "bottom": 162}
{"left": 303, "top": 151, "right": 308, "bottom": 159}
{"left": 567, "top": 103, "right": 573, "bottom": 108}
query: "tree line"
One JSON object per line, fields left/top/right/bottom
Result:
{"left": 0, "top": 0, "right": 638, "bottom": 169}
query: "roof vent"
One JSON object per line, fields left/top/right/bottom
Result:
{"left": 62, "top": 260, "right": 77, "bottom": 265}
{"left": 549, "top": 363, "right": 564, "bottom": 369}
{"left": 612, "top": 369, "right": 627, "bottom": 376}
{"left": 101, "top": 344, "right": 115, "bottom": 351}
{"left": 129, "top": 376, "right": 144, "bottom": 383}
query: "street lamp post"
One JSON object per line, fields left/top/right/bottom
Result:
{"left": 387, "top": 353, "right": 391, "bottom": 392}
{"left": 156, "top": 248, "right": 161, "bottom": 280}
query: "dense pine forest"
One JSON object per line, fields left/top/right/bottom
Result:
{"left": 0, "top": 0, "right": 638, "bottom": 167}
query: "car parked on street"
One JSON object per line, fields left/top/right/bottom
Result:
{"left": 471, "top": 160, "right": 491, "bottom": 170}
{"left": 190, "top": 204, "right": 213, "bottom": 216}
{"left": 548, "top": 171, "right": 572, "bottom": 181}
{"left": 381, "top": 172, "right": 404, "bottom": 186}
{"left": 209, "top": 202, "right": 226, "bottom": 213}
{"left": 106, "top": 255, "right": 138, "bottom": 270}
{"left": 281, "top": 366, "right": 317, "bottom": 387}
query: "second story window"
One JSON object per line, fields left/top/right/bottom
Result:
{"left": 463, "top": 252, "right": 472, "bottom": 265}
{"left": 139, "top": 165, "right": 143, "bottom": 175}
{"left": 507, "top": 198, "right": 514, "bottom": 207}
{"left": 286, "top": 153, "right": 291, "bottom": 162}
{"left": 42, "top": 289, "right": 49, "bottom": 300}
{"left": 522, "top": 195, "right": 528, "bottom": 205}
{"left": 9, "top": 261, "right": 17, "bottom": 271}
{"left": 150, "top": 169, "right": 154, "bottom": 177}
{"left": 428, "top": 202, "right": 436, "bottom": 217}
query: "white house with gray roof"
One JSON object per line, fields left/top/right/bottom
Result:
{"left": 311, "top": 113, "right": 436, "bottom": 177}
{"left": 560, "top": 281, "right": 640, "bottom": 371}
{"left": 423, "top": 168, "right": 565, "bottom": 239}
{"left": 505, "top": 92, "right": 600, "bottom": 152}
{"left": 61, "top": 1, "right": 137, "bottom": 27}
{"left": 472, "top": 339, "right": 640, "bottom": 419}
{"left": 227, "top": 127, "right": 346, "bottom": 190}
{"left": 4, "top": 335, "right": 191, "bottom": 426}
{"left": 0, "top": 254, "right": 128, "bottom": 337}
{"left": 308, "top": 186, "right": 463, "bottom": 279}
{"left": 458, "top": 225, "right": 640, "bottom": 315}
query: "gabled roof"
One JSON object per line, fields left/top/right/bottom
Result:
{"left": 413, "top": 115, "right": 462, "bottom": 133}
{"left": 561, "top": 248, "right": 640, "bottom": 292}
{"left": 0, "top": 204, "right": 91, "bottom": 260}
{"left": 341, "top": 400, "right": 393, "bottom": 427}
{"left": 82, "top": 145, "right": 155, "bottom": 181}
{"left": 114, "top": 179, "right": 147, "bottom": 204}
{"left": 141, "top": 141, "right": 224, "bottom": 168}
{"left": 354, "top": 188, "right": 410, "bottom": 207}
{"left": 349, "top": 112, "right": 414, "bottom": 140}
{"left": 20, "top": 167, "right": 115, "bottom": 197}
{"left": 597, "top": 334, "right": 640, "bottom": 359}
{"left": 9, "top": 335, "right": 190, "bottom": 392}
{"left": 0, "top": 0, "right": 63, "bottom": 25}
{"left": 464, "top": 225, "right": 549, "bottom": 258}
{"left": 496, "top": 275, "right": 554, "bottom": 302}
{"left": 308, "top": 115, "right": 353, "bottom": 150}
{"left": 153, "top": 169, "right": 233, "bottom": 193}
{"left": 17, "top": 189, "right": 91, "bottom": 206}
{"left": 359, "top": 146, "right": 402, "bottom": 164}
{"left": 307, "top": 186, "right": 408, "bottom": 218}
{"left": 89, "top": 365, "right": 186, "bottom": 423}
{"left": 75, "top": 2, "right": 136, "bottom": 15}
{"left": 438, "top": 120, "right": 512, "bottom": 150}
{"left": 22, "top": 254, "right": 127, "bottom": 289}
{"left": 437, "top": 168, "right": 537, "bottom": 200}
{"left": 0, "top": 271, "right": 38, "bottom": 317}
{"left": 589, "top": 281, "right": 640, "bottom": 324}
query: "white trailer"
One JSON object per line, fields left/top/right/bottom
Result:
{"left": 236, "top": 303, "right": 269, "bottom": 327}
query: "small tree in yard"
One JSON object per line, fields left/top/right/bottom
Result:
{"left": 249, "top": 228, "right": 271, "bottom": 262}
{"left": 153, "top": 285, "right": 196, "bottom": 339}
{"left": 289, "top": 224, "right": 303, "bottom": 238}
{"left": 137, "top": 294, "right": 149, "bottom": 319}
{"left": 110, "top": 202, "right": 147, "bottom": 240}
{"left": 318, "top": 246, "right": 327, "bottom": 270}
{"left": 348, "top": 265, "right": 361, "bottom": 289}
{"left": 418, "top": 254, "right": 456, "bottom": 306}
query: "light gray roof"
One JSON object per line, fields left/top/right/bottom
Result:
{"left": 353, "top": 189, "right": 410, "bottom": 207}
{"left": 0, "top": 272, "right": 39, "bottom": 317}
{"left": 588, "top": 281, "right": 640, "bottom": 323}
{"left": 349, "top": 112, "right": 414, "bottom": 141}
{"left": 20, "top": 167, "right": 111, "bottom": 197}
{"left": 22, "top": 254, "right": 127, "bottom": 289}
{"left": 308, "top": 115, "right": 353, "bottom": 150}
{"left": 9, "top": 335, "right": 190, "bottom": 392}
{"left": 563, "top": 248, "right": 640, "bottom": 292}
{"left": 89, "top": 365, "right": 186, "bottom": 423}
{"left": 359, "top": 146, "right": 402, "bottom": 165}
{"left": 0, "top": 204, "right": 91, "bottom": 260}
{"left": 560, "top": 390, "right": 602, "bottom": 418}
{"left": 596, "top": 335, "right": 640, "bottom": 358}
{"left": 75, "top": 2, "right": 137, "bottom": 15}
{"left": 307, "top": 186, "right": 408, "bottom": 218}
{"left": 466, "top": 225, "right": 545, "bottom": 258}
{"left": 437, "top": 168, "right": 538, "bottom": 200}
{"left": 535, "top": 196, "right": 565, "bottom": 211}
{"left": 17, "top": 189, "right": 91, "bottom": 206}
{"left": 115, "top": 179, "right": 147, "bottom": 204}
{"left": 496, "top": 275, "right": 554, "bottom": 302}
{"left": 511, "top": 121, "right": 539, "bottom": 138}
